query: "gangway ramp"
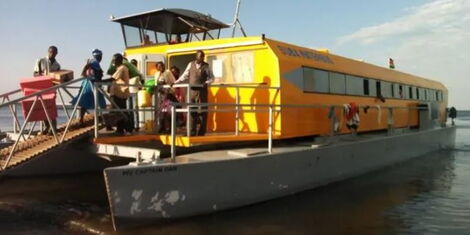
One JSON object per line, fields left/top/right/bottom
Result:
{"left": 0, "top": 116, "right": 95, "bottom": 171}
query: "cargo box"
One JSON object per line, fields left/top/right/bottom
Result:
{"left": 20, "top": 76, "right": 54, "bottom": 92}
{"left": 49, "top": 70, "right": 74, "bottom": 84}
{"left": 21, "top": 93, "right": 57, "bottom": 122}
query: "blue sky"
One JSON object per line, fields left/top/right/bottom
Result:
{"left": 0, "top": 0, "right": 468, "bottom": 108}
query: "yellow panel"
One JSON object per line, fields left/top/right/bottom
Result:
{"left": 146, "top": 62, "right": 157, "bottom": 76}
{"left": 120, "top": 36, "right": 447, "bottom": 141}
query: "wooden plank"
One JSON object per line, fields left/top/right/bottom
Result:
{"left": 3, "top": 121, "right": 95, "bottom": 170}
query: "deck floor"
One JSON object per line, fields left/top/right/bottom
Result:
{"left": 93, "top": 129, "right": 270, "bottom": 147}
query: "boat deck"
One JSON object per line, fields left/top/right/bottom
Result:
{"left": 105, "top": 127, "right": 424, "bottom": 167}
{"left": 93, "top": 130, "right": 271, "bottom": 147}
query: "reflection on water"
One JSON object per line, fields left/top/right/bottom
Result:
{"left": 0, "top": 120, "right": 469, "bottom": 234}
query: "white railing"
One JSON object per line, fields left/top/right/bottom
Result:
{"left": 0, "top": 77, "right": 89, "bottom": 170}
{"left": 92, "top": 82, "right": 432, "bottom": 162}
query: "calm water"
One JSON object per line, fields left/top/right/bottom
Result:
{"left": 0, "top": 119, "right": 470, "bottom": 234}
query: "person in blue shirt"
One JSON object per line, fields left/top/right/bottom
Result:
{"left": 71, "top": 49, "right": 107, "bottom": 126}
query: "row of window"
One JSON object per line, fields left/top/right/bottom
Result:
{"left": 302, "top": 67, "right": 444, "bottom": 102}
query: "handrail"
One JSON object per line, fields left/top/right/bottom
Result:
{"left": 0, "top": 89, "right": 22, "bottom": 99}
{"left": 91, "top": 82, "right": 433, "bottom": 162}
{"left": 0, "top": 77, "right": 92, "bottom": 171}
{"left": 0, "top": 77, "right": 88, "bottom": 109}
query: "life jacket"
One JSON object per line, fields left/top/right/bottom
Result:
{"left": 346, "top": 102, "right": 358, "bottom": 120}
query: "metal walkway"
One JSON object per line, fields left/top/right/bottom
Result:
{"left": 0, "top": 115, "right": 94, "bottom": 170}
{"left": 0, "top": 77, "right": 98, "bottom": 172}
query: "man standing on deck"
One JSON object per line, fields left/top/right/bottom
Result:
{"left": 33, "top": 46, "right": 60, "bottom": 135}
{"left": 109, "top": 53, "right": 132, "bottom": 135}
{"left": 173, "top": 50, "right": 214, "bottom": 136}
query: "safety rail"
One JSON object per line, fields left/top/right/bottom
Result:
{"left": 0, "top": 77, "right": 90, "bottom": 171}
{"left": 166, "top": 102, "right": 430, "bottom": 160}
{"left": 91, "top": 82, "right": 432, "bottom": 162}
{"left": 92, "top": 82, "right": 280, "bottom": 138}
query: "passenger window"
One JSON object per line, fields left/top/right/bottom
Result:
{"left": 368, "top": 79, "right": 377, "bottom": 97}
{"left": 206, "top": 51, "right": 254, "bottom": 83}
{"left": 381, "top": 81, "right": 392, "bottom": 98}
{"left": 363, "top": 79, "right": 369, "bottom": 96}
{"left": 393, "top": 83, "right": 401, "bottom": 98}
{"left": 303, "top": 68, "right": 329, "bottom": 93}
{"left": 376, "top": 81, "right": 382, "bottom": 97}
{"left": 346, "top": 75, "right": 364, "bottom": 95}
{"left": 329, "top": 72, "right": 346, "bottom": 94}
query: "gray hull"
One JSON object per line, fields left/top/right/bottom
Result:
{"left": 104, "top": 127, "right": 456, "bottom": 229}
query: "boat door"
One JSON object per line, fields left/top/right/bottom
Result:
{"left": 125, "top": 54, "right": 165, "bottom": 81}
{"left": 143, "top": 54, "right": 166, "bottom": 81}
{"left": 127, "top": 54, "right": 165, "bottom": 129}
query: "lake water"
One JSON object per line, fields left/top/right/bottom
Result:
{"left": 0, "top": 117, "right": 469, "bottom": 234}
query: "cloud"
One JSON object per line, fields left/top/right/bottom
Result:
{"left": 334, "top": 0, "right": 470, "bottom": 109}
{"left": 337, "top": 0, "right": 470, "bottom": 45}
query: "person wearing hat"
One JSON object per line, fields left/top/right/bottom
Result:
{"left": 71, "top": 49, "right": 107, "bottom": 126}
{"left": 89, "top": 49, "right": 104, "bottom": 82}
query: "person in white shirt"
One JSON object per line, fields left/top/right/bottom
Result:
{"left": 33, "top": 46, "right": 60, "bottom": 135}
{"left": 34, "top": 46, "right": 61, "bottom": 77}
{"left": 173, "top": 50, "right": 214, "bottom": 136}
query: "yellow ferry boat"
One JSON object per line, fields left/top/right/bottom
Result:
{"left": 96, "top": 8, "right": 455, "bottom": 230}
{"left": 0, "top": 6, "right": 454, "bottom": 230}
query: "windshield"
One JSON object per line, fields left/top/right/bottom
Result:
{"left": 121, "top": 24, "right": 221, "bottom": 48}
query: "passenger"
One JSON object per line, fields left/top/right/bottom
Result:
{"left": 33, "top": 45, "right": 60, "bottom": 135}
{"left": 129, "top": 59, "right": 141, "bottom": 130}
{"left": 142, "top": 34, "right": 153, "bottom": 45}
{"left": 173, "top": 50, "right": 214, "bottom": 136}
{"left": 170, "top": 66, "right": 186, "bottom": 127}
{"left": 449, "top": 106, "right": 457, "bottom": 126}
{"left": 170, "top": 66, "right": 185, "bottom": 103}
{"left": 107, "top": 57, "right": 142, "bottom": 130}
{"left": 130, "top": 59, "right": 138, "bottom": 67}
{"left": 71, "top": 49, "right": 106, "bottom": 126}
{"left": 33, "top": 45, "right": 61, "bottom": 76}
{"left": 170, "top": 35, "right": 182, "bottom": 44}
{"left": 155, "top": 62, "right": 177, "bottom": 134}
{"left": 109, "top": 53, "right": 132, "bottom": 135}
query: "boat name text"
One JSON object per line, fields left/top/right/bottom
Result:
{"left": 277, "top": 45, "right": 334, "bottom": 64}
{"left": 122, "top": 166, "right": 178, "bottom": 176}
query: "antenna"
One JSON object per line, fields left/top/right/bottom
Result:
{"left": 232, "top": 0, "right": 247, "bottom": 37}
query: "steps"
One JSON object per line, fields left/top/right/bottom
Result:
{"left": 0, "top": 115, "right": 95, "bottom": 170}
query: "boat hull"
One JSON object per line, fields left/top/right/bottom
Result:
{"left": 104, "top": 126, "right": 456, "bottom": 230}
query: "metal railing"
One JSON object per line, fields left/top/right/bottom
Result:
{"left": 0, "top": 77, "right": 89, "bottom": 170}
{"left": 166, "top": 102, "right": 431, "bottom": 160}
{"left": 92, "top": 82, "right": 281, "bottom": 138}
{"left": 92, "top": 82, "right": 432, "bottom": 162}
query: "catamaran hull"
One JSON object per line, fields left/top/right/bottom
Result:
{"left": 104, "top": 126, "right": 456, "bottom": 230}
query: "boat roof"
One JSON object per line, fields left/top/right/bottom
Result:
{"left": 111, "top": 8, "right": 230, "bottom": 34}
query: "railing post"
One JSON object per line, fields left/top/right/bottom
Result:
{"left": 93, "top": 82, "right": 99, "bottom": 138}
{"left": 186, "top": 84, "right": 191, "bottom": 137}
{"left": 328, "top": 106, "right": 336, "bottom": 137}
{"left": 60, "top": 84, "right": 86, "bottom": 143}
{"left": 268, "top": 105, "right": 273, "bottom": 154}
{"left": 57, "top": 88, "right": 70, "bottom": 120}
{"left": 235, "top": 87, "right": 240, "bottom": 136}
{"left": 12, "top": 103, "right": 18, "bottom": 134}
{"left": 171, "top": 104, "right": 176, "bottom": 161}
{"left": 38, "top": 95, "right": 59, "bottom": 143}
{"left": 387, "top": 107, "right": 394, "bottom": 135}
{"left": 154, "top": 85, "right": 159, "bottom": 133}
{"left": 3, "top": 97, "right": 38, "bottom": 170}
